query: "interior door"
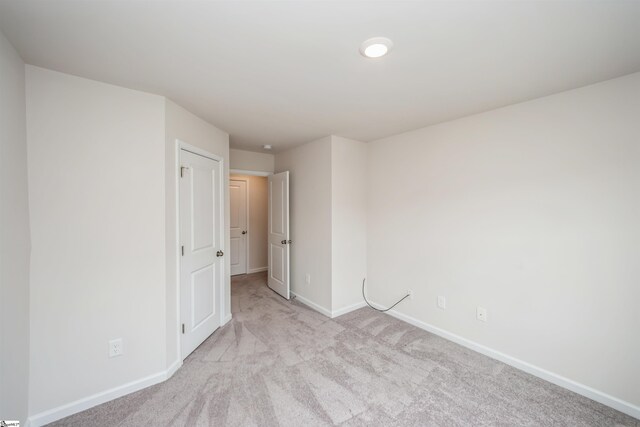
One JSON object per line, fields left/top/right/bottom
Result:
{"left": 180, "top": 149, "right": 222, "bottom": 360}
{"left": 268, "top": 171, "right": 290, "bottom": 299}
{"left": 229, "top": 179, "right": 247, "bottom": 276}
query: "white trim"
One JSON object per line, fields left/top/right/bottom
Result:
{"left": 165, "top": 358, "right": 182, "bottom": 380}
{"left": 368, "top": 301, "right": 640, "bottom": 420}
{"left": 248, "top": 266, "right": 268, "bottom": 274}
{"left": 230, "top": 168, "right": 272, "bottom": 177}
{"left": 176, "top": 139, "right": 226, "bottom": 361}
{"left": 244, "top": 178, "right": 250, "bottom": 275}
{"left": 331, "top": 301, "right": 367, "bottom": 318}
{"left": 229, "top": 177, "right": 250, "bottom": 275}
{"left": 28, "top": 361, "right": 183, "bottom": 427}
{"left": 290, "top": 291, "right": 332, "bottom": 318}
{"left": 289, "top": 294, "right": 365, "bottom": 319}
{"left": 180, "top": 143, "right": 224, "bottom": 163}
{"left": 174, "top": 141, "right": 182, "bottom": 367}
{"left": 222, "top": 313, "right": 233, "bottom": 326}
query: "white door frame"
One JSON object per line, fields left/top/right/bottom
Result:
{"left": 230, "top": 169, "right": 271, "bottom": 177}
{"left": 175, "top": 139, "right": 226, "bottom": 361}
{"left": 229, "top": 177, "right": 250, "bottom": 275}
{"left": 230, "top": 169, "right": 273, "bottom": 276}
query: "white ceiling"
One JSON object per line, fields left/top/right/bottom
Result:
{"left": 1, "top": 1, "right": 640, "bottom": 153}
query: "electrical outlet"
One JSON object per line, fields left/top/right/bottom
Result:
{"left": 305, "top": 274, "right": 311, "bottom": 285}
{"left": 407, "top": 289, "right": 413, "bottom": 299}
{"left": 476, "top": 307, "right": 487, "bottom": 322}
{"left": 109, "top": 338, "right": 123, "bottom": 358}
{"left": 437, "top": 296, "right": 446, "bottom": 310}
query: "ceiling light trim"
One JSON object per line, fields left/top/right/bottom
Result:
{"left": 360, "top": 37, "right": 393, "bottom": 58}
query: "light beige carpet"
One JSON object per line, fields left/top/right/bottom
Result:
{"left": 50, "top": 272, "right": 637, "bottom": 426}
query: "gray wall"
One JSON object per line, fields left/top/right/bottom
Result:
{"left": 275, "top": 137, "right": 333, "bottom": 311}
{"left": 367, "top": 72, "right": 640, "bottom": 408}
{"left": 26, "top": 66, "right": 166, "bottom": 415}
{"left": 0, "top": 29, "right": 30, "bottom": 424}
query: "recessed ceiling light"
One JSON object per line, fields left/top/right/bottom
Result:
{"left": 360, "top": 37, "right": 393, "bottom": 58}
{"left": 263, "top": 145, "right": 272, "bottom": 150}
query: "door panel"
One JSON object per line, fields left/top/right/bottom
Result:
{"left": 268, "top": 171, "right": 290, "bottom": 299}
{"left": 192, "top": 264, "right": 215, "bottom": 327}
{"left": 192, "top": 167, "right": 214, "bottom": 251}
{"left": 229, "top": 179, "right": 247, "bottom": 276}
{"left": 180, "top": 149, "right": 222, "bottom": 360}
{"left": 270, "top": 244, "right": 284, "bottom": 281}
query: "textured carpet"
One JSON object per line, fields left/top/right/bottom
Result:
{"left": 51, "top": 272, "right": 638, "bottom": 426}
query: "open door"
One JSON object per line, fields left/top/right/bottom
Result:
{"left": 268, "top": 171, "right": 290, "bottom": 299}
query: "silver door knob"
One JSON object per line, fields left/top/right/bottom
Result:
{"left": 216, "top": 250, "right": 224, "bottom": 257}
{"left": 242, "top": 230, "right": 247, "bottom": 234}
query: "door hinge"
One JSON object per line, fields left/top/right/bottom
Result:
{"left": 180, "top": 166, "right": 187, "bottom": 178}
{"left": 182, "top": 323, "right": 185, "bottom": 334}
{"left": 181, "top": 245, "right": 184, "bottom": 256}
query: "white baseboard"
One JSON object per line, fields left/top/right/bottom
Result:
{"left": 222, "top": 313, "right": 233, "bottom": 325}
{"left": 290, "top": 293, "right": 366, "bottom": 319}
{"left": 369, "top": 301, "right": 640, "bottom": 420}
{"left": 165, "top": 358, "right": 182, "bottom": 380}
{"left": 247, "top": 266, "right": 268, "bottom": 274}
{"left": 30, "top": 303, "right": 635, "bottom": 426}
{"left": 331, "top": 301, "right": 367, "bottom": 318}
{"left": 290, "top": 291, "right": 333, "bottom": 318}
{"left": 28, "top": 359, "right": 183, "bottom": 427}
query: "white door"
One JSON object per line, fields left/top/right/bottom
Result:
{"left": 268, "top": 171, "right": 290, "bottom": 299}
{"left": 229, "top": 179, "right": 248, "bottom": 276}
{"left": 180, "top": 149, "right": 223, "bottom": 360}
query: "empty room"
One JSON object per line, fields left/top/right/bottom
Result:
{"left": 1, "top": 1, "right": 639, "bottom": 426}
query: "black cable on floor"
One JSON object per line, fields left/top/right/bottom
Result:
{"left": 362, "top": 278, "right": 410, "bottom": 312}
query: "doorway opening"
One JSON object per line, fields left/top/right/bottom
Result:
{"left": 229, "top": 169, "right": 290, "bottom": 306}
{"left": 229, "top": 174, "right": 269, "bottom": 276}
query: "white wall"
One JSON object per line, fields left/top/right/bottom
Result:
{"left": 331, "top": 137, "right": 367, "bottom": 312}
{"left": 230, "top": 148, "right": 274, "bottom": 173}
{"left": 367, "top": 72, "right": 640, "bottom": 409}
{"left": 275, "top": 137, "right": 332, "bottom": 311}
{"left": 230, "top": 174, "right": 268, "bottom": 272}
{"left": 26, "top": 66, "right": 167, "bottom": 415}
{"left": 0, "top": 29, "right": 30, "bottom": 424}
{"left": 165, "top": 98, "right": 230, "bottom": 366}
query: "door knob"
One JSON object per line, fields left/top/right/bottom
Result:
{"left": 242, "top": 230, "right": 247, "bottom": 235}
{"left": 216, "top": 250, "right": 224, "bottom": 257}
{"left": 288, "top": 240, "right": 292, "bottom": 244}
{"left": 281, "top": 240, "right": 286, "bottom": 244}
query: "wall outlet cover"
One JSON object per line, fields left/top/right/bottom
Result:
{"left": 437, "top": 296, "right": 446, "bottom": 310}
{"left": 109, "top": 338, "right": 123, "bottom": 358}
{"left": 476, "top": 307, "right": 487, "bottom": 322}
